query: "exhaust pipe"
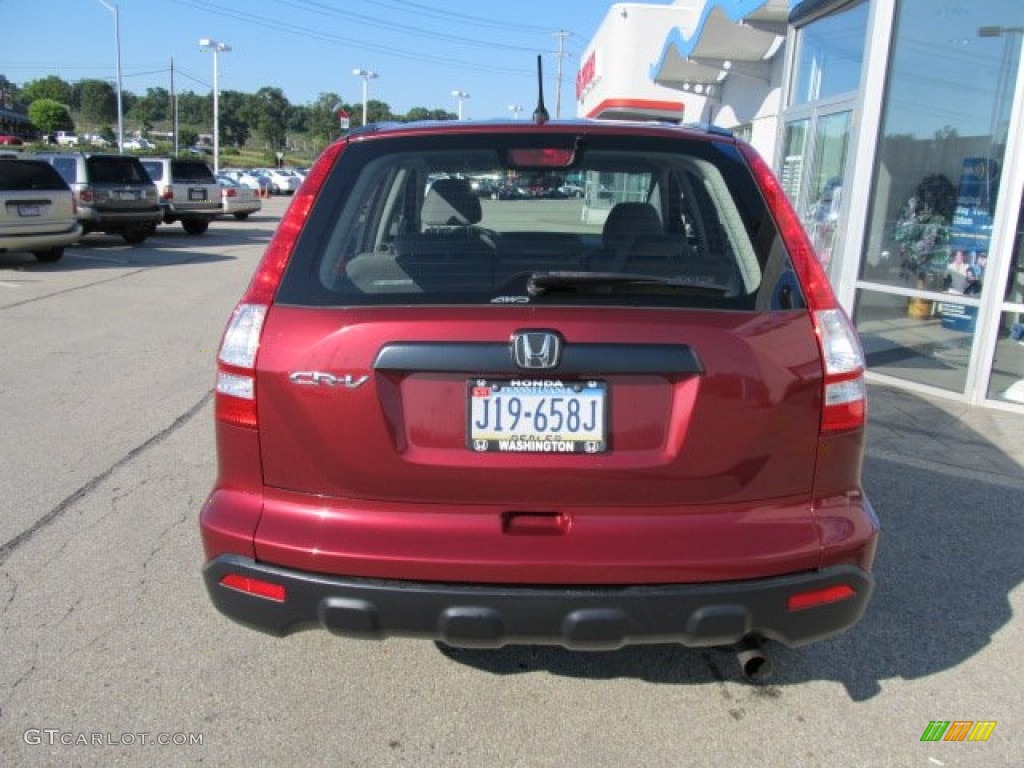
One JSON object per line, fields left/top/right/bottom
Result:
{"left": 735, "top": 637, "right": 772, "bottom": 682}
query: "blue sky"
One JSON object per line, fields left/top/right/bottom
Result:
{"left": 0, "top": 0, "right": 628, "bottom": 120}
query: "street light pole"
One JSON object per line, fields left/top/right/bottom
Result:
{"left": 95, "top": 0, "right": 123, "bottom": 153}
{"left": 199, "top": 38, "right": 231, "bottom": 173}
{"left": 352, "top": 69, "right": 378, "bottom": 127}
{"left": 452, "top": 90, "right": 470, "bottom": 120}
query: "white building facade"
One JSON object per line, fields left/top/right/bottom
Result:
{"left": 578, "top": 0, "right": 1024, "bottom": 412}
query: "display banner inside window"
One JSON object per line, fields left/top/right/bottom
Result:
{"left": 854, "top": 0, "right": 1024, "bottom": 398}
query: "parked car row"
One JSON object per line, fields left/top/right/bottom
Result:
{"left": 218, "top": 167, "right": 306, "bottom": 195}
{"left": 0, "top": 151, "right": 263, "bottom": 261}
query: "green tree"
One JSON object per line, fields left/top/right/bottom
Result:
{"left": 404, "top": 107, "right": 456, "bottom": 122}
{"left": 178, "top": 127, "right": 198, "bottom": 148}
{"left": 136, "top": 86, "right": 170, "bottom": 123}
{"left": 250, "top": 86, "right": 290, "bottom": 150}
{"left": 22, "top": 75, "right": 73, "bottom": 106}
{"left": 363, "top": 99, "right": 393, "bottom": 124}
{"left": 77, "top": 79, "right": 117, "bottom": 126}
{"left": 128, "top": 94, "right": 157, "bottom": 136}
{"left": 177, "top": 91, "right": 209, "bottom": 127}
{"left": 306, "top": 92, "right": 347, "bottom": 145}
{"left": 217, "top": 90, "right": 251, "bottom": 147}
{"left": 28, "top": 98, "right": 74, "bottom": 133}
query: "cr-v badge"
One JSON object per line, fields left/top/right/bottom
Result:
{"left": 289, "top": 371, "right": 369, "bottom": 388}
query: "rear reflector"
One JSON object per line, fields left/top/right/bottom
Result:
{"left": 786, "top": 584, "right": 855, "bottom": 611}
{"left": 220, "top": 573, "right": 286, "bottom": 602}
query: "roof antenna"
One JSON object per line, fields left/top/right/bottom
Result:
{"left": 533, "top": 54, "right": 550, "bottom": 125}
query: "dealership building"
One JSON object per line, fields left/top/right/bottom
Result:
{"left": 578, "top": 0, "right": 1024, "bottom": 411}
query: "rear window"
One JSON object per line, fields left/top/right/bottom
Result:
{"left": 0, "top": 159, "right": 69, "bottom": 191}
{"left": 86, "top": 156, "right": 151, "bottom": 185}
{"left": 171, "top": 160, "right": 216, "bottom": 183}
{"left": 276, "top": 131, "right": 803, "bottom": 311}
{"left": 48, "top": 157, "right": 78, "bottom": 185}
{"left": 140, "top": 161, "right": 165, "bottom": 182}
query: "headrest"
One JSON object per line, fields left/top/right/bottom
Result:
{"left": 422, "top": 177, "right": 482, "bottom": 226}
{"left": 602, "top": 202, "right": 663, "bottom": 246}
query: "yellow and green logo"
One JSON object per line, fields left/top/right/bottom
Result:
{"left": 921, "top": 721, "right": 996, "bottom": 742}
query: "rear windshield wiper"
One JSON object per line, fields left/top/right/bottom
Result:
{"left": 526, "top": 271, "right": 728, "bottom": 297}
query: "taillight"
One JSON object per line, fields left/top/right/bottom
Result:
{"left": 160, "top": 185, "right": 173, "bottom": 201}
{"left": 213, "top": 139, "right": 346, "bottom": 428}
{"left": 78, "top": 188, "right": 94, "bottom": 204}
{"left": 215, "top": 304, "right": 266, "bottom": 428}
{"left": 814, "top": 308, "right": 866, "bottom": 432}
{"left": 225, "top": 187, "right": 237, "bottom": 198}
{"left": 738, "top": 142, "right": 866, "bottom": 433}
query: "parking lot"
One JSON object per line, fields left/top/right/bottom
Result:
{"left": 1, "top": 196, "right": 1022, "bottom": 767}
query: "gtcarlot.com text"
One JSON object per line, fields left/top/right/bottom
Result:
{"left": 23, "top": 729, "right": 204, "bottom": 747}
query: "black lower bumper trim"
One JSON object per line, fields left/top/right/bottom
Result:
{"left": 203, "top": 555, "right": 874, "bottom": 650}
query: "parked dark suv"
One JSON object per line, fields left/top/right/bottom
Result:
{"left": 200, "top": 119, "right": 878, "bottom": 678}
{"left": 35, "top": 152, "right": 161, "bottom": 244}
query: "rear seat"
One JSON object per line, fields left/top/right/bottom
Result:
{"left": 590, "top": 201, "right": 742, "bottom": 292}
{"left": 346, "top": 177, "right": 496, "bottom": 293}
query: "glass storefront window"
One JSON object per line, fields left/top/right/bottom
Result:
{"left": 791, "top": 0, "right": 869, "bottom": 105}
{"left": 988, "top": 200, "right": 1024, "bottom": 403}
{"left": 856, "top": 0, "right": 1024, "bottom": 395}
{"left": 855, "top": 290, "right": 974, "bottom": 392}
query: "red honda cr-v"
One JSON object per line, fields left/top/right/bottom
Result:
{"left": 200, "top": 118, "right": 878, "bottom": 677}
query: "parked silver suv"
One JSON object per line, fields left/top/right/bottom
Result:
{"left": 140, "top": 157, "right": 220, "bottom": 235}
{"left": 35, "top": 152, "right": 161, "bottom": 244}
{"left": 0, "top": 157, "right": 82, "bottom": 262}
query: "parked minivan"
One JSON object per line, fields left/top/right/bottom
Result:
{"left": 140, "top": 157, "right": 221, "bottom": 235}
{"left": 35, "top": 152, "right": 161, "bottom": 244}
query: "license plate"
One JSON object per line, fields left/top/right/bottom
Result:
{"left": 117, "top": 190, "right": 139, "bottom": 200}
{"left": 468, "top": 379, "right": 607, "bottom": 453}
{"left": 17, "top": 204, "right": 41, "bottom": 217}
{"left": 188, "top": 187, "right": 207, "bottom": 201}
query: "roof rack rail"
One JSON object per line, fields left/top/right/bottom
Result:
{"left": 680, "top": 121, "right": 734, "bottom": 138}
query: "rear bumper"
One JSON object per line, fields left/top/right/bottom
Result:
{"left": 203, "top": 554, "right": 874, "bottom": 650}
{"left": 161, "top": 202, "right": 220, "bottom": 221}
{"left": 79, "top": 205, "right": 162, "bottom": 230}
{"left": 0, "top": 223, "right": 82, "bottom": 252}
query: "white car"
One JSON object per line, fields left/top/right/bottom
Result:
{"left": 226, "top": 169, "right": 273, "bottom": 196}
{"left": 123, "top": 138, "right": 156, "bottom": 151}
{"left": 260, "top": 168, "right": 302, "bottom": 195}
{"left": 217, "top": 176, "right": 262, "bottom": 220}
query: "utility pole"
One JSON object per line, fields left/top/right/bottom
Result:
{"left": 553, "top": 30, "right": 571, "bottom": 119}
{"left": 170, "top": 57, "right": 177, "bottom": 155}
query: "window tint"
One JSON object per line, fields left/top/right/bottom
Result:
{"left": 171, "top": 161, "right": 216, "bottom": 182}
{"left": 49, "top": 157, "right": 78, "bottom": 184}
{"left": 141, "top": 161, "right": 165, "bottom": 181}
{"left": 0, "top": 160, "right": 70, "bottom": 191}
{"left": 86, "top": 156, "right": 150, "bottom": 184}
{"left": 277, "top": 133, "right": 791, "bottom": 311}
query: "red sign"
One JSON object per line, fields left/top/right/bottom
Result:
{"left": 576, "top": 51, "right": 597, "bottom": 100}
